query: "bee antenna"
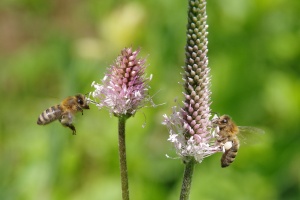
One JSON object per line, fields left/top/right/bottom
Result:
{"left": 90, "top": 100, "right": 98, "bottom": 104}
{"left": 211, "top": 112, "right": 220, "bottom": 117}
{"left": 83, "top": 92, "right": 99, "bottom": 105}
{"left": 87, "top": 98, "right": 99, "bottom": 106}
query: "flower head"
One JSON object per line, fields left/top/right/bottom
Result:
{"left": 163, "top": 107, "right": 220, "bottom": 163}
{"left": 163, "top": 0, "right": 221, "bottom": 163}
{"left": 92, "top": 47, "right": 152, "bottom": 117}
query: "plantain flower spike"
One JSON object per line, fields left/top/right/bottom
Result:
{"left": 163, "top": 0, "right": 221, "bottom": 163}
{"left": 92, "top": 47, "right": 152, "bottom": 118}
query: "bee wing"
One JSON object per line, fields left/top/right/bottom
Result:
{"left": 237, "top": 126, "right": 265, "bottom": 145}
{"left": 238, "top": 126, "right": 265, "bottom": 134}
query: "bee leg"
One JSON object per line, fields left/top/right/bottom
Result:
{"left": 217, "top": 136, "right": 227, "bottom": 143}
{"left": 66, "top": 124, "right": 76, "bottom": 135}
{"left": 77, "top": 106, "right": 84, "bottom": 115}
{"left": 59, "top": 116, "right": 77, "bottom": 135}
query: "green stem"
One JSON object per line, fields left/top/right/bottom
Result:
{"left": 118, "top": 116, "right": 129, "bottom": 200}
{"left": 180, "top": 158, "right": 196, "bottom": 200}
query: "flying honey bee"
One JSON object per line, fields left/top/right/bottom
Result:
{"left": 37, "top": 94, "right": 90, "bottom": 135}
{"left": 212, "top": 115, "right": 264, "bottom": 168}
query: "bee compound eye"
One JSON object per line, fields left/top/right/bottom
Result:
{"left": 78, "top": 98, "right": 83, "bottom": 105}
{"left": 222, "top": 119, "right": 227, "bottom": 123}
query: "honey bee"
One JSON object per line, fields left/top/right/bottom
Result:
{"left": 212, "top": 115, "right": 264, "bottom": 168}
{"left": 37, "top": 94, "right": 90, "bottom": 135}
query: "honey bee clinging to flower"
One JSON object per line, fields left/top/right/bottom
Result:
{"left": 37, "top": 94, "right": 90, "bottom": 135}
{"left": 212, "top": 115, "right": 264, "bottom": 168}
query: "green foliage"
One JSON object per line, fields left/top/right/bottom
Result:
{"left": 0, "top": 0, "right": 299, "bottom": 199}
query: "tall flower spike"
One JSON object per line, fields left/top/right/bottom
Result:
{"left": 92, "top": 47, "right": 152, "bottom": 117}
{"left": 163, "top": 0, "right": 220, "bottom": 163}
{"left": 91, "top": 47, "right": 153, "bottom": 200}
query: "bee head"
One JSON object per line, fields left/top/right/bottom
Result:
{"left": 213, "top": 115, "right": 231, "bottom": 129}
{"left": 76, "top": 94, "right": 90, "bottom": 109}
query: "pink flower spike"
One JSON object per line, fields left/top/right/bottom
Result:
{"left": 91, "top": 47, "right": 153, "bottom": 117}
{"left": 162, "top": 0, "right": 222, "bottom": 163}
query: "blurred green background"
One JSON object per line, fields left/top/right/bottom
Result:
{"left": 0, "top": 0, "right": 299, "bottom": 199}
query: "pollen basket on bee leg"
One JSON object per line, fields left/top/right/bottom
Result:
{"left": 224, "top": 141, "right": 233, "bottom": 150}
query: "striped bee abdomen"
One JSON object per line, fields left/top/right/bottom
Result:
{"left": 221, "top": 138, "right": 240, "bottom": 168}
{"left": 37, "top": 105, "right": 62, "bottom": 125}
